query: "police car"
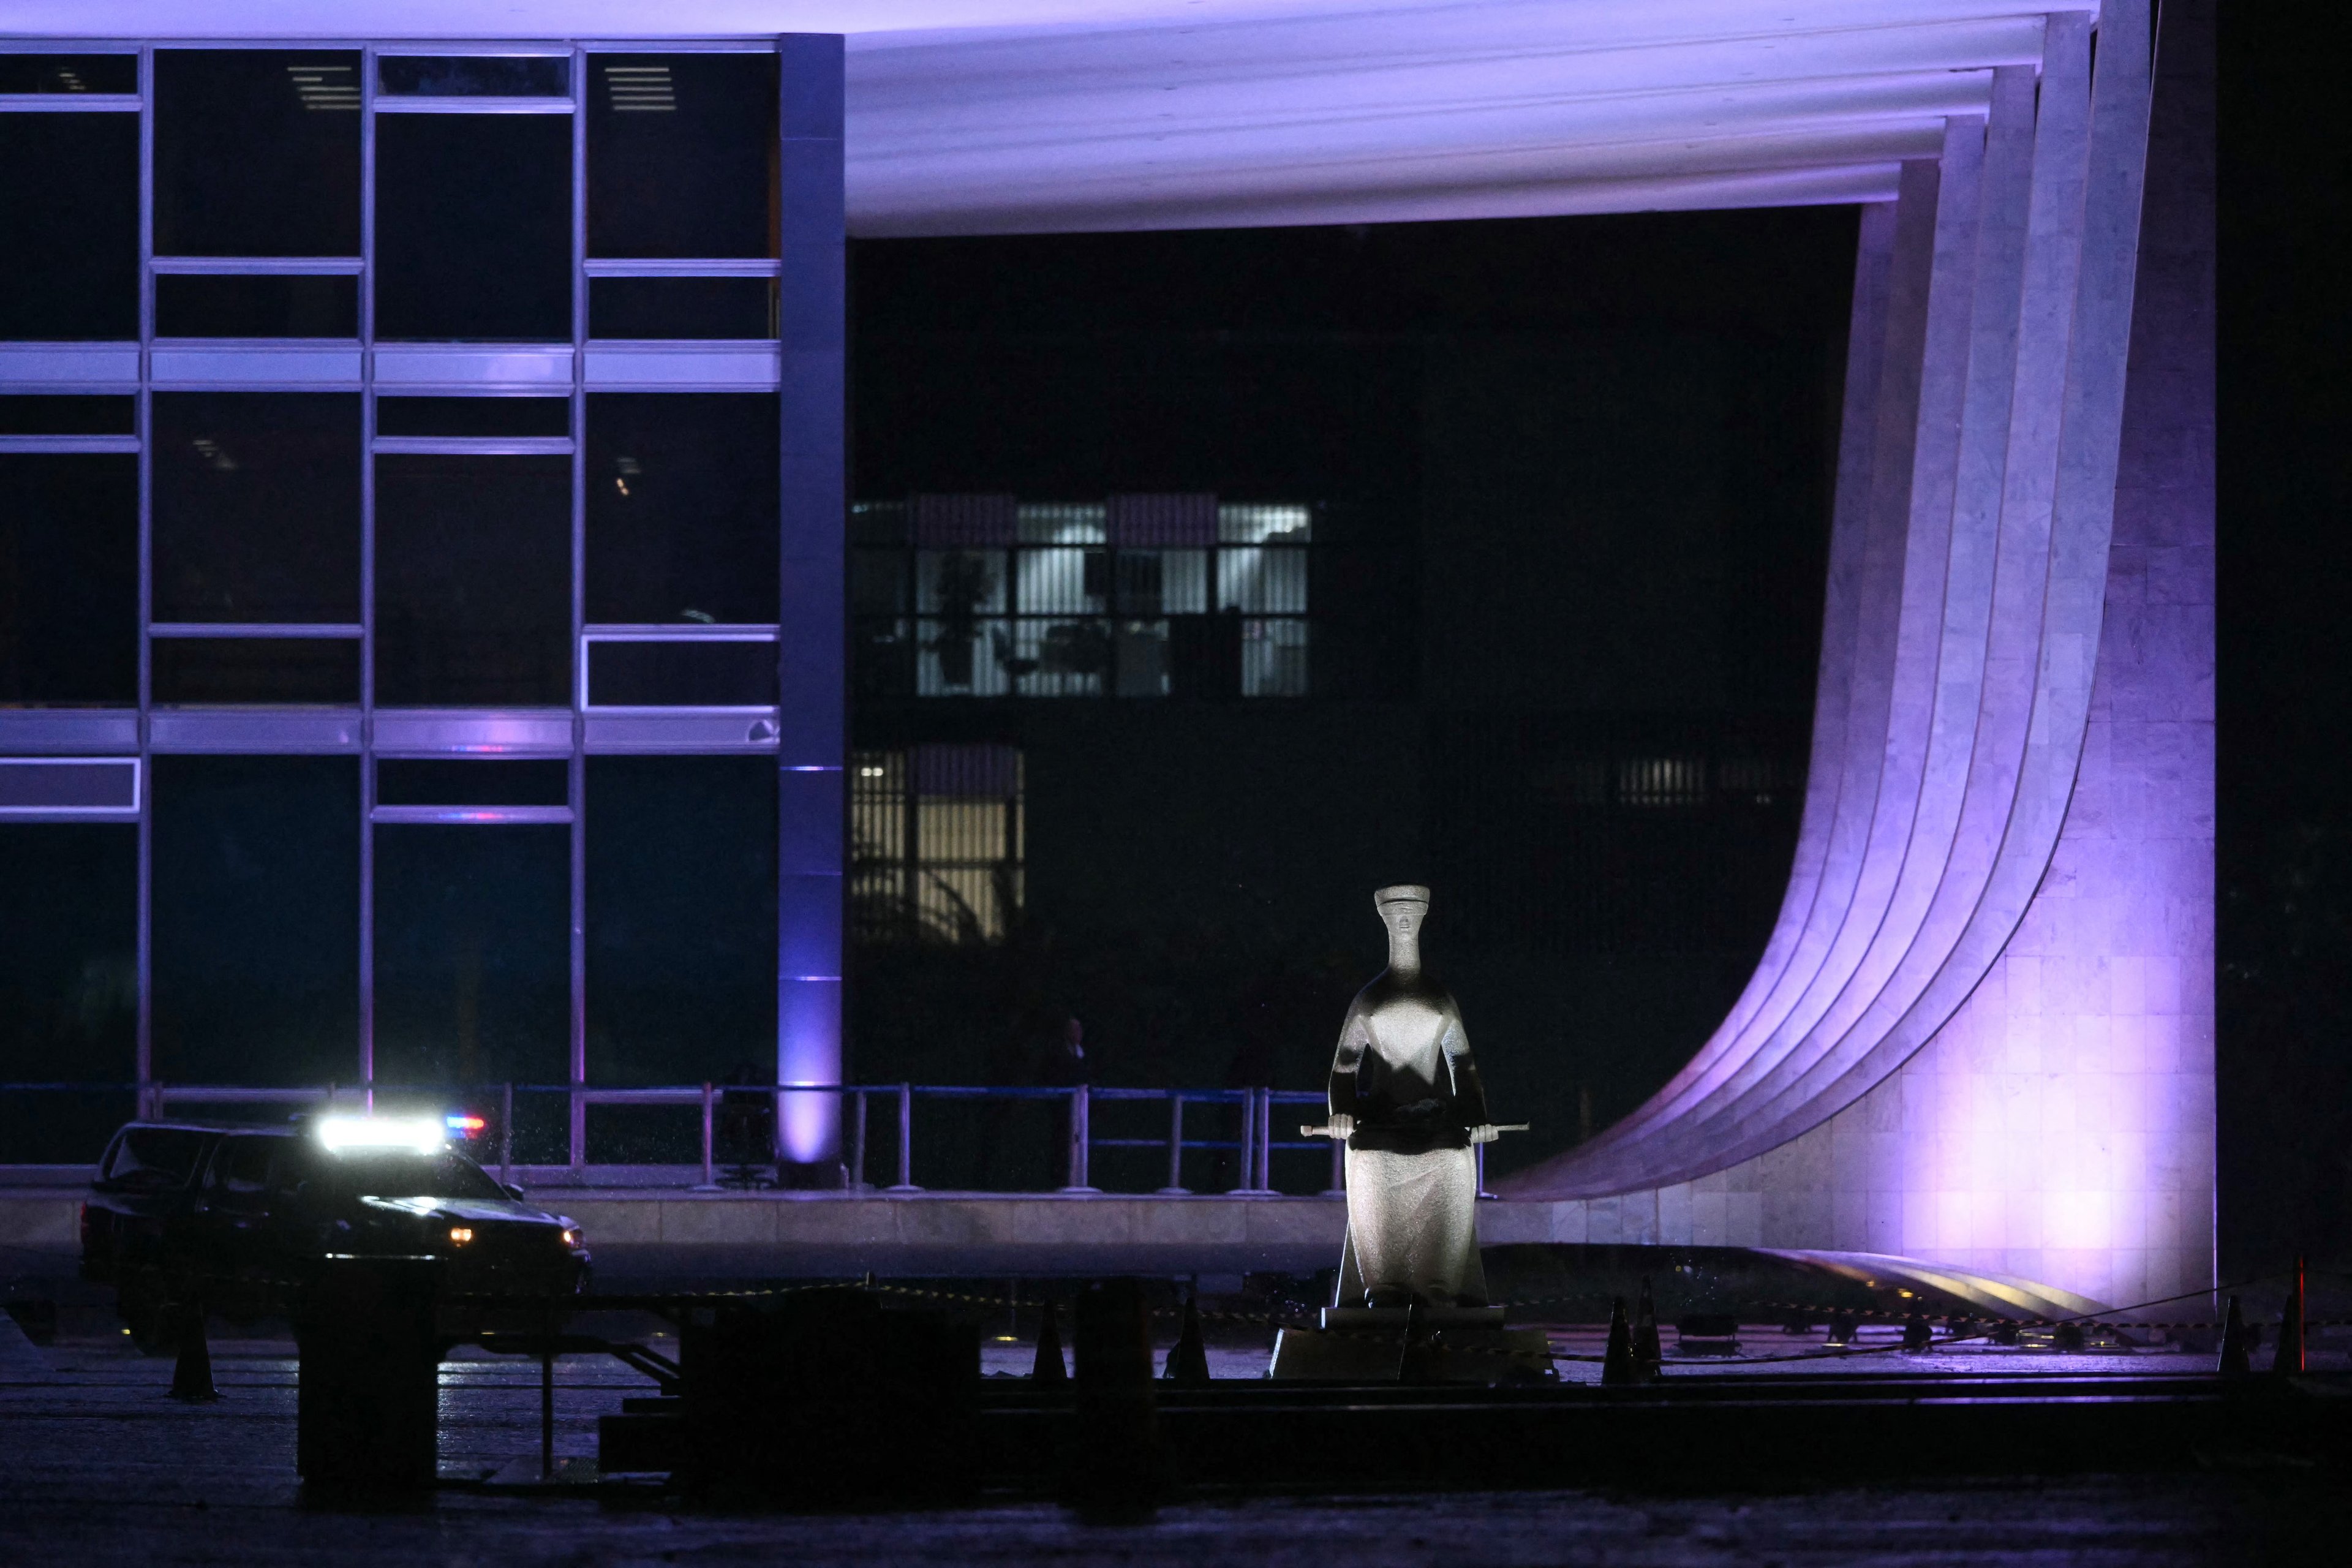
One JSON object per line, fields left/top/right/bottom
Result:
{"left": 84, "top": 1114, "right": 590, "bottom": 1346}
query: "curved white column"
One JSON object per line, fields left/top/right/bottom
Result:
{"left": 1502, "top": 4, "right": 2198, "bottom": 1310}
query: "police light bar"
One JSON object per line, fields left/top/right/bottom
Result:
{"left": 316, "top": 1115, "right": 446, "bottom": 1156}
{"left": 445, "top": 1114, "right": 487, "bottom": 1138}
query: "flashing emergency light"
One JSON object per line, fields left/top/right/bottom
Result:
{"left": 445, "top": 1114, "right": 488, "bottom": 1138}
{"left": 316, "top": 1115, "right": 446, "bottom": 1157}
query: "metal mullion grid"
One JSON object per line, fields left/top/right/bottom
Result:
{"left": 358, "top": 43, "right": 379, "bottom": 1097}
{"left": 133, "top": 43, "right": 155, "bottom": 1116}
{"left": 567, "top": 43, "right": 590, "bottom": 1169}
{"left": 150, "top": 256, "right": 363, "bottom": 274}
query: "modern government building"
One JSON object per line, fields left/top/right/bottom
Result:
{"left": 0, "top": 3, "right": 2210, "bottom": 1312}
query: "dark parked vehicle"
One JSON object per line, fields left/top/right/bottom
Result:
{"left": 81, "top": 1122, "right": 231, "bottom": 1348}
{"left": 83, "top": 1117, "right": 590, "bottom": 1349}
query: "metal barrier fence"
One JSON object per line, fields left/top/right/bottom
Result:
{"left": 0, "top": 1080, "right": 1344, "bottom": 1195}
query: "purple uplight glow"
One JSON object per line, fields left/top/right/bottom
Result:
{"left": 778, "top": 977, "right": 844, "bottom": 1163}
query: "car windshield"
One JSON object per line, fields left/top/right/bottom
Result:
{"left": 317, "top": 1149, "right": 508, "bottom": 1202}
{"left": 101, "top": 1128, "right": 212, "bottom": 1189}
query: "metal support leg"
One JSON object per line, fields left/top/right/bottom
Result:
{"left": 540, "top": 1297, "right": 556, "bottom": 1480}
{"left": 1324, "top": 1121, "right": 1346, "bottom": 1198}
{"left": 1157, "top": 1095, "right": 1188, "bottom": 1194}
{"left": 1228, "top": 1091, "right": 1256, "bottom": 1194}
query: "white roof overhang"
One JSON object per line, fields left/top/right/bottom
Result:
{"left": 14, "top": 3, "right": 2084, "bottom": 233}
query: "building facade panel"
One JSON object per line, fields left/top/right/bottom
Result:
{"left": 0, "top": 34, "right": 845, "bottom": 1172}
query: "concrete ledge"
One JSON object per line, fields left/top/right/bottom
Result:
{"left": 1, "top": 1186, "right": 1595, "bottom": 1283}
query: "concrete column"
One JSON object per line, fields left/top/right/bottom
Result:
{"left": 774, "top": 35, "right": 848, "bottom": 1168}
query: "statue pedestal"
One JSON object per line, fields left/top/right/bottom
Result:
{"left": 1267, "top": 1306, "right": 1554, "bottom": 1384}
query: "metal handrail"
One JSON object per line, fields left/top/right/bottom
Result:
{"left": 0, "top": 1078, "right": 1340, "bottom": 1196}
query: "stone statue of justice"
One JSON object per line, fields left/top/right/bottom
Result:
{"left": 1303, "top": 884, "right": 1527, "bottom": 1310}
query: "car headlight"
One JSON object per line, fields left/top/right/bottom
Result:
{"left": 560, "top": 1227, "right": 581, "bottom": 1248}
{"left": 448, "top": 1226, "right": 475, "bottom": 1246}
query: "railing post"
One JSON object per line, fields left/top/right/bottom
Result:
{"left": 1227, "top": 1090, "right": 1255, "bottom": 1194}
{"left": 500, "top": 1082, "right": 514, "bottom": 1186}
{"left": 699, "top": 1081, "right": 715, "bottom": 1188}
{"left": 1256, "top": 1088, "right": 1272, "bottom": 1191}
{"left": 1324, "top": 1114, "right": 1345, "bottom": 1197}
{"left": 1060, "top": 1084, "right": 1098, "bottom": 1194}
{"left": 568, "top": 1084, "right": 584, "bottom": 1172}
{"left": 1157, "top": 1094, "right": 1188, "bottom": 1195}
{"left": 886, "top": 1082, "right": 919, "bottom": 1192}
{"left": 848, "top": 1088, "right": 869, "bottom": 1191}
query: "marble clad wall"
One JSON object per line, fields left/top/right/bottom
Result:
{"left": 1499, "top": 1, "right": 2212, "bottom": 1310}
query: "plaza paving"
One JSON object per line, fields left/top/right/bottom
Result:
{"left": 2, "top": 1313, "right": 2344, "bottom": 1567}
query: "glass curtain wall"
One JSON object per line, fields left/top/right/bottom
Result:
{"left": 0, "top": 39, "right": 836, "bottom": 1170}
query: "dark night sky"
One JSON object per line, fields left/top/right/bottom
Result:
{"left": 2214, "top": 3, "right": 2352, "bottom": 1272}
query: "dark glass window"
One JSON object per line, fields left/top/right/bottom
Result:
{"left": 587, "top": 641, "right": 779, "bottom": 706}
{"left": 154, "top": 51, "right": 361, "bottom": 257}
{"left": 155, "top": 273, "right": 359, "bottom": 339}
{"left": 377, "top": 397, "right": 571, "bottom": 439}
{"left": 152, "top": 393, "right": 362, "bottom": 623}
{"left": 151, "top": 638, "right": 360, "bottom": 704}
{"left": 377, "top": 758, "right": 569, "bottom": 807}
{"left": 376, "top": 114, "right": 573, "bottom": 342}
{"left": 0, "top": 455, "right": 137, "bottom": 706}
{"left": 0, "top": 760, "right": 138, "bottom": 810}
{"left": 0, "top": 113, "right": 138, "bottom": 339}
{"left": 375, "top": 455, "right": 571, "bottom": 706}
{"left": 0, "top": 55, "right": 138, "bottom": 94}
{"left": 586, "top": 394, "right": 778, "bottom": 624}
{"left": 586, "top": 757, "right": 776, "bottom": 1084}
{"left": 0, "top": 824, "right": 138, "bottom": 1164}
{"left": 372, "top": 826, "right": 569, "bottom": 1109}
{"left": 0, "top": 396, "right": 135, "bottom": 435}
{"left": 587, "top": 53, "right": 778, "bottom": 258}
{"left": 589, "top": 277, "right": 776, "bottom": 339}
{"left": 152, "top": 756, "right": 360, "bottom": 1086}
{"left": 378, "top": 56, "right": 570, "bottom": 97}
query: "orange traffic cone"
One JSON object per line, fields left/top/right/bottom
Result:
{"left": 167, "top": 1298, "right": 217, "bottom": 1403}
{"left": 1162, "top": 1295, "right": 1211, "bottom": 1385}
{"left": 1632, "top": 1278, "right": 1663, "bottom": 1381}
{"left": 1601, "top": 1297, "right": 1639, "bottom": 1387}
{"left": 2272, "top": 1255, "right": 2306, "bottom": 1376}
{"left": 1033, "top": 1297, "right": 1068, "bottom": 1383}
{"left": 2217, "top": 1294, "right": 2250, "bottom": 1378}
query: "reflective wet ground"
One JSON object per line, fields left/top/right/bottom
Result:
{"left": 3, "top": 1317, "right": 2345, "bottom": 1566}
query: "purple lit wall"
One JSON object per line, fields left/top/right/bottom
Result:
{"left": 1502, "top": 0, "right": 2215, "bottom": 1310}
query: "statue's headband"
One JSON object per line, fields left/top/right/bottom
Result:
{"left": 1373, "top": 884, "right": 1431, "bottom": 908}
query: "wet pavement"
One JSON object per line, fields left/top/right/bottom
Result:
{"left": 2, "top": 1314, "right": 2345, "bottom": 1566}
